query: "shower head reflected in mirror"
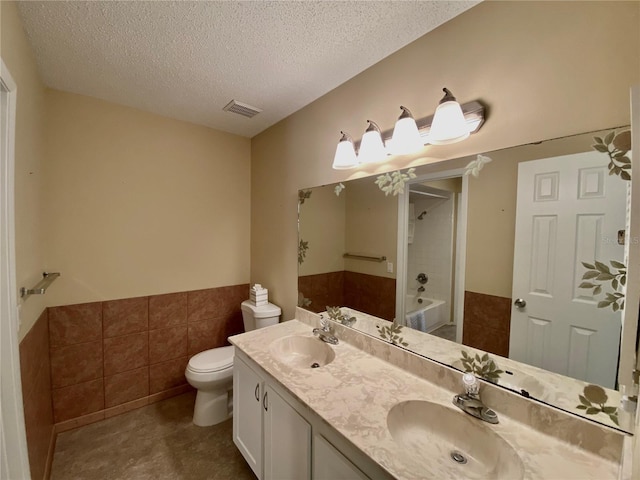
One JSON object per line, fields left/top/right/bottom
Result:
{"left": 417, "top": 211, "right": 427, "bottom": 220}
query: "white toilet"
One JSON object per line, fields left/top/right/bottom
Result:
{"left": 185, "top": 300, "right": 281, "bottom": 426}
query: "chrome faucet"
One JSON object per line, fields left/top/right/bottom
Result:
{"left": 452, "top": 373, "right": 499, "bottom": 424}
{"left": 313, "top": 317, "right": 339, "bottom": 345}
{"left": 325, "top": 306, "right": 356, "bottom": 327}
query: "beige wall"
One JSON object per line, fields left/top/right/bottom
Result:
{"left": 298, "top": 177, "right": 398, "bottom": 280}
{"left": 344, "top": 179, "right": 397, "bottom": 278}
{"left": 44, "top": 90, "right": 251, "bottom": 308}
{"left": 1, "top": 1, "right": 48, "bottom": 341}
{"left": 251, "top": 1, "right": 640, "bottom": 322}
{"left": 298, "top": 184, "right": 346, "bottom": 276}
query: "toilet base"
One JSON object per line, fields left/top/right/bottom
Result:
{"left": 192, "top": 388, "right": 233, "bottom": 427}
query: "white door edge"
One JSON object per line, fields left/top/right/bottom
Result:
{"left": 0, "top": 57, "right": 31, "bottom": 480}
{"left": 620, "top": 85, "right": 640, "bottom": 392}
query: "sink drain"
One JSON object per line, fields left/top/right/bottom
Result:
{"left": 310, "top": 363, "right": 320, "bottom": 368}
{"left": 450, "top": 451, "right": 468, "bottom": 465}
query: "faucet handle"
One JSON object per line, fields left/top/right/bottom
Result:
{"left": 462, "top": 373, "right": 479, "bottom": 396}
{"left": 320, "top": 316, "right": 330, "bottom": 331}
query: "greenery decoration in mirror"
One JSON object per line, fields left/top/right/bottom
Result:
{"left": 577, "top": 384, "right": 619, "bottom": 426}
{"left": 459, "top": 350, "right": 504, "bottom": 382}
{"left": 326, "top": 306, "right": 356, "bottom": 326}
{"left": 376, "top": 323, "right": 409, "bottom": 347}
{"left": 334, "top": 183, "right": 345, "bottom": 196}
{"left": 464, "top": 154, "right": 493, "bottom": 178}
{"left": 298, "top": 239, "right": 309, "bottom": 265}
{"left": 298, "top": 189, "right": 312, "bottom": 204}
{"left": 592, "top": 130, "right": 631, "bottom": 181}
{"left": 375, "top": 168, "right": 417, "bottom": 196}
{"left": 579, "top": 260, "right": 626, "bottom": 311}
{"left": 297, "top": 292, "right": 311, "bottom": 308}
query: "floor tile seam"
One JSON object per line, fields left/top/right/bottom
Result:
{"left": 104, "top": 391, "right": 150, "bottom": 409}
{"left": 59, "top": 389, "right": 185, "bottom": 426}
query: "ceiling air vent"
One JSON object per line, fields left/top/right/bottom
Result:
{"left": 223, "top": 100, "right": 262, "bottom": 118}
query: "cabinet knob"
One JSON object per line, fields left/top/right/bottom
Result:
{"left": 255, "top": 383, "right": 260, "bottom": 402}
{"left": 263, "top": 391, "right": 268, "bottom": 412}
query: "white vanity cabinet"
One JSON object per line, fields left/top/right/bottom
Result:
{"left": 263, "top": 383, "right": 311, "bottom": 479}
{"left": 313, "top": 434, "right": 368, "bottom": 480}
{"left": 233, "top": 352, "right": 385, "bottom": 480}
{"left": 233, "top": 353, "right": 312, "bottom": 480}
{"left": 232, "top": 354, "right": 265, "bottom": 477}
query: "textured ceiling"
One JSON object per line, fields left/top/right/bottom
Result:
{"left": 17, "top": 1, "right": 479, "bottom": 138}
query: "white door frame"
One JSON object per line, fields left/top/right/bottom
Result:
{"left": 395, "top": 168, "right": 468, "bottom": 343}
{"left": 621, "top": 86, "right": 640, "bottom": 392}
{"left": 0, "top": 58, "right": 31, "bottom": 479}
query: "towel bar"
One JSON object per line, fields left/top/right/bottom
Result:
{"left": 20, "top": 272, "right": 60, "bottom": 299}
{"left": 343, "top": 253, "right": 387, "bottom": 262}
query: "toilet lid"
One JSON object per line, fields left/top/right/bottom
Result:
{"left": 188, "top": 346, "right": 235, "bottom": 373}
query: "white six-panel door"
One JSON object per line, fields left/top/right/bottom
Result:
{"left": 509, "top": 151, "right": 626, "bottom": 388}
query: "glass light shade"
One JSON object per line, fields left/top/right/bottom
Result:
{"left": 390, "top": 107, "right": 424, "bottom": 155}
{"left": 429, "top": 99, "right": 470, "bottom": 145}
{"left": 332, "top": 132, "right": 358, "bottom": 169}
{"left": 358, "top": 125, "right": 387, "bottom": 165}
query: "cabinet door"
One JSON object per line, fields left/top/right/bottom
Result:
{"left": 233, "top": 356, "right": 264, "bottom": 479}
{"left": 263, "top": 384, "right": 311, "bottom": 480}
{"left": 313, "top": 434, "right": 369, "bottom": 480}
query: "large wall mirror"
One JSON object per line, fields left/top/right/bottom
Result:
{"left": 298, "top": 125, "right": 638, "bottom": 433}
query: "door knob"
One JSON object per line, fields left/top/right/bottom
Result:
{"left": 514, "top": 298, "right": 526, "bottom": 308}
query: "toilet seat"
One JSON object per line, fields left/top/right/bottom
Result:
{"left": 188, "top": 345, "right": 234, "bottom": 373}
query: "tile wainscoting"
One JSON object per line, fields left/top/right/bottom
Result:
{"left": 299, "top": 271, "right": 396, "bottom": 321}
{"left": 298, "top": 277, "right": 510, "bottom": 354}
{"left": 19, "top": 283, "right": 250, "bottom": 479}
{"left": 462, "top": 290, "right": 511, "bottom": 357}
{"left": 19, "top": 309, "right": 55, "bottom": 480}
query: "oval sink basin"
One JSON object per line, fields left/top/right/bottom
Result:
{"left": 387, "top": 401, "right": 524, "bottom": 479}
{"left": 269, "top": 335, "right": 335, "bottom": 369}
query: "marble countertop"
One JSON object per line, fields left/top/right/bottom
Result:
{"left": 229, "top": 319, "right": 622, "bottom": 480}
{"left": 335, "top": 307, "right": 632, "bottom": 432}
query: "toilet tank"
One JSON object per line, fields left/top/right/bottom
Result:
{"left": 240, "top": 300, "right": 281, "bottom": 331}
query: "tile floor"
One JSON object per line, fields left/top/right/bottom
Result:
{"left": 430, "top": 324, "right": 457, "bottom": 342}
{"left": 50, "top": 392, "right": 256, "bottom": 480}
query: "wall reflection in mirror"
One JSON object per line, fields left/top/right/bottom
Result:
{"left": 298, "top": 127, "right": 636, "bottom": 432}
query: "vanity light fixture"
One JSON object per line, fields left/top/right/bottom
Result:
{"left": 428, "top": 88, "right": 470, "bottom": 145}
{"left": 332, "top": 131, "right": 359, "bottom": 170}
{"left": 358, "top": 120, "right": 388, "bottom": 164}
{"left": 331, "top": 88, "right": 485, "bottom": 170}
